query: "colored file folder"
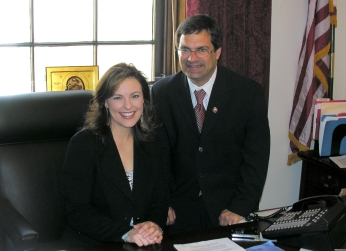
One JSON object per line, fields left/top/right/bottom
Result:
{"left": 312, "top": 99, "right": 346, "bottom": 140}
{"left": 319, "top": 115, "right": 346, "bottom": 156}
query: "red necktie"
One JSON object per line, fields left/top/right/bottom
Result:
{"left": 194, "top": 89, "right": 206, "bottom": 133}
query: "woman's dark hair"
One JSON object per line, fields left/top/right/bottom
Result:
{"left": 84, "top": 63, "right": 156, "bottom": 142}
{"left": 175, "top": 14, "right": 223, "bottom": 51}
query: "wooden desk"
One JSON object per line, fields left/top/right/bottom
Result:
{"left": 61, "top": 214, "right": 346, "bottom": 251}
{"left": 298, "top": 150, "right": 346, "bottom": 199}
{"left": 66, "top": 222, "right": 298, "bottom": 251}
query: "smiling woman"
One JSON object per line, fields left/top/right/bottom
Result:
{"left": 62, "top": 62, "right": 168, "bottom": 248}
{"left": 105, "top": 77, "right": 144, "bottom": 131}
{"left": 85, "top": 62, "right": 156, "bottom": 142}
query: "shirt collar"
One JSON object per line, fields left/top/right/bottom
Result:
{"left": 188, "top": 67, "right": 217, "bottom": 107}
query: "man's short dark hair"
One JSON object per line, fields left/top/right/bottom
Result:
{"left": 175, "top": 14, "right": 223, "bottom": 51}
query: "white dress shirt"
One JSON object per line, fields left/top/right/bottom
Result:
{"left": 187, "top": 67, "right": 217, "bottom": 110}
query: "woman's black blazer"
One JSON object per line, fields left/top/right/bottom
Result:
{"left": 63, "top": 129, "right": 169, "bottom": 243}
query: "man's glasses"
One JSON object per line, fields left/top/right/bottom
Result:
{"left": 176, "top": 48, "right": 214, "bottom": 58}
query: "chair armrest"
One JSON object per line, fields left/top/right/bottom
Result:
{"left": 0, "top": 198, "right": 38, "bottom": 251}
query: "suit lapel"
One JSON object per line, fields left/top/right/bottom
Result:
{"left": 201, "top": 70, "right": 227, "bottom": 137}
{"left": 101, "top": 133, "right": 132, "bottom": 199}
{"left": 176, "top": 75, "right": 201, "bottom": 135}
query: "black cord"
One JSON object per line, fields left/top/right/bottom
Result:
{"left": 245, "top": 207, "right": 289, "bottom": 222}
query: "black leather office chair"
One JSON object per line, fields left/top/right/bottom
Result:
{"left": 0, "top": 91, "right": 93, "bottom": 251}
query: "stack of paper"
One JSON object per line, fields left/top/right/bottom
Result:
{"left": 312, "top": 99, "right": 346, "bottom": 156}
{"left": 174, "top": 238, "right": 245, "bottom": 251}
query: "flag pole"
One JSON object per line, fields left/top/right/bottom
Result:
{"left": 328, "top": 0, "right": 337, "bottom": 100}
{"left": 328, "top": 22, "right": 335, "bottom": 100}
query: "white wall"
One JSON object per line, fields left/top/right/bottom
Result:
{"left": 259, "top": 0, "right": 346, "bottom": 210}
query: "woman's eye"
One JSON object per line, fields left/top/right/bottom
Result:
{"left": 112, "top": 96, "right": 121, "bottom": 100}
{"left": 132, "top": 94, "right": 140, "bottom": 98}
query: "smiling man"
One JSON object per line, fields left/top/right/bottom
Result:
{"left": 151, "top": 14, "right": 270, "bottom": 234}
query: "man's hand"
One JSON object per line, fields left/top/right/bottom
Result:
{"left": 127, "top": 221, "right": 163, "bottom": 246}
{"left": 219, "top": 209, "right": 244, "bottom": 226}
{"left": 166, "top": 207, "right": 176, "bottom": 225}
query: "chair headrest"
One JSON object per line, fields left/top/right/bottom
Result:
{"left": 0, "top": 91, "right": 93, "bottom": 145}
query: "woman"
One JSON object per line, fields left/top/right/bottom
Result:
{"left": 62, "top": 63, "right": 168, "bottom": 248}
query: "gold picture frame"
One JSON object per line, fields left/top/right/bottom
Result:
{"left": 46, "top": 66, "right": 99, "bottom": 91}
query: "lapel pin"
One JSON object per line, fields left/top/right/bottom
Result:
{"left": 212, "top": 107, "right": 218, "bottom": 113}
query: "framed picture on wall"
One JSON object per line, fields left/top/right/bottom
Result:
{"left": 46, "top": 66, "right": 99, "bottom": 91}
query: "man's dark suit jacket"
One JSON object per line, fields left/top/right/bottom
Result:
{"left": 151, "top": 65, "right": 270, "bottom": 227}
{"left": 63, "top": 129, "right": 169, "bottom": 245}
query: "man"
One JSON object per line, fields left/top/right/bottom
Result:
{"left": 151, "top": 14, "right": 270, "bottom": 234}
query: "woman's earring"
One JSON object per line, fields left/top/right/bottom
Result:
{"left": 140, "top": 113, "right": 147, "bottom": 130}
{"left": 106, "top": 107, "right": 110, "bottom": 126}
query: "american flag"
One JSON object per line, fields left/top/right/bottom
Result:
{"left": 287, "top": 0, "right": 337, "bottom": 165}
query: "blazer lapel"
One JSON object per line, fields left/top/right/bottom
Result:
{"left": 131, "top": 142, "right": 149, "bottom": 199}
{"left": 101, "top": 133, "right": 132, "bottom": 199}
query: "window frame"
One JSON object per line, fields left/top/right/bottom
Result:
{"left": 0, "top": 0, "right": 165, "bottom": 92}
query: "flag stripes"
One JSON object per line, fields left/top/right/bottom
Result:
{"left": 287, "top": 0, "right": 336, "bottom": 165}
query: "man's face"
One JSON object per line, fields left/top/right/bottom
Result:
{"left": 178, "top": 30, "right": 221, "bottom": 87}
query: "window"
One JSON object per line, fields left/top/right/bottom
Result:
{"left": 0, "top": 0, "right": 164, "bottom": 95}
